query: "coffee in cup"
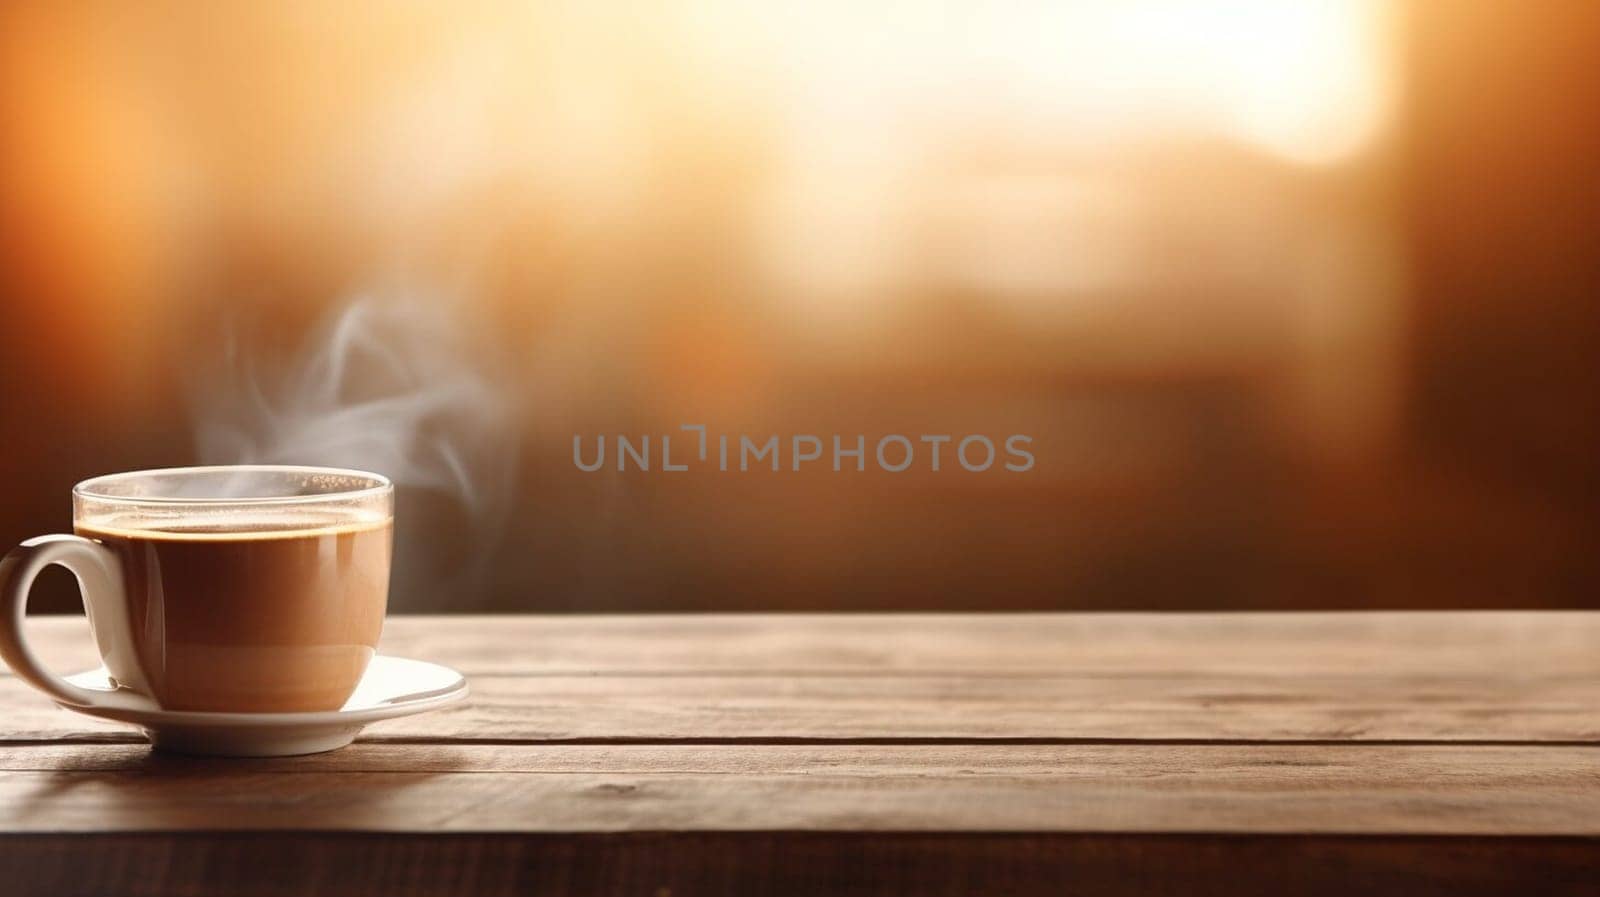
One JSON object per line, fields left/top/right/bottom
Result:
{"left": 0, "top": 466, "right": 393, "bottom": 714}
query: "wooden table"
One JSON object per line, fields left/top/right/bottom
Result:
{"left": 2, "top": 613, "right": 1598, "bottom": 895}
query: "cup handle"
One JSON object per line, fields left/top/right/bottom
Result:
{"left": 0, "top": 535, "right": 158, "bottom": 711}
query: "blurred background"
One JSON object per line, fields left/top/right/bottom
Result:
{"left": 2, "top": 1, "right": 1596, "bottom": 612}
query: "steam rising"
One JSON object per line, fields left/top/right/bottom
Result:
{"left": 192, "top": 295, "right": 518, "bottom": 608}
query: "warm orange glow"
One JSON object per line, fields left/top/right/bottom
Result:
{"left": 0, "top": 0, "right": 1405, "bottom": 457}
{"left": 678, "top": 0, "right": 1392, "bottom": 160}
{"left": 2, "top": 2, "right": 1597, "bottom": 616}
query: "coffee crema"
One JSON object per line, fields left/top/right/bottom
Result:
{"left": 76, "top": 513, "right": 392, "bottom": 713}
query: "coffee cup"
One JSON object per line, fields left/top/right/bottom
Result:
{"left": 0, "top": 465, "right": 393, "bottom": 714}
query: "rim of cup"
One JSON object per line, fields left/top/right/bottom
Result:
{"left": 72, "top": 465, "right": 394, "bottom": 507}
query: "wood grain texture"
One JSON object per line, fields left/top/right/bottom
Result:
{"left": 5, "top": 671, "right": 1600, "bottom": 744}
{"left": 7, "top": 833, "right": 1600, "bottom": 897}
{"left": 10, "top": 832, "right": 1600, "bottom": 897}
{"left": 12, "top": 613, "right": 1600, "bottom": 678}
{"left": 3, "top": 613, "right": 1598, "bottom": 896}
{"left": 0, "top": 743, "right": 1597, "bottom": 835}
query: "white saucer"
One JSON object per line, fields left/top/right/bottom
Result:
{"left": 56, "top": 656, "right": 469, "bottom": 757}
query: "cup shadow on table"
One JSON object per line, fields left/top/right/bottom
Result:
{"left": 13, "top": 737, "right": 479, "bottom": 831}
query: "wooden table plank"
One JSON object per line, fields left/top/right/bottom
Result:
{"left": 1, "top": 743, "right": 1597, "bottom": 835}
{"left": 3, "top": 613, "right": 1598, "bottom": 897}
{"left": 7, "top": 615, "right": 1599, "bottom": 745}
{"left": 7, "top": 833, "right": 1599, "bottom": 897}
{"left": 12, "top": 613, "right": 1600, "bottom": 678}
{"left": 6, "top": 672, "right": 1600, "bottom": 744}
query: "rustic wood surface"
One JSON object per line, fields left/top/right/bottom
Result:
{"left": 3, "top": 613, "right": 1598, "bottom": 896}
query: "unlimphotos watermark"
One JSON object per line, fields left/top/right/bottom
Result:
{"left": 574, "top": 425, "right": 1033, "bottom": 473}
